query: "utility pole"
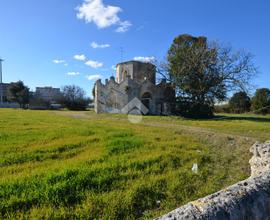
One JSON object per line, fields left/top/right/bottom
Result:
{"left": 0, "top": 58, "right": 4, "bottom": 104}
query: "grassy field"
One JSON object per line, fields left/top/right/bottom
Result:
{"left": 0, "top": 109, "right": 269, "bottom": 219}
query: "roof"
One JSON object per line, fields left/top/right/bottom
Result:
{"left": 116, "top": 60, "right": 155, "bottom": 67}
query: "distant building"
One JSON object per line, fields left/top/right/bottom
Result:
{"left": 35, "top": 87, "right": 61, "bottom": 103}
{"left": 0, "top": 83, "right": 11, "bottom": 102}
{"left": 0, "top": 83, "right": 20, "bottom": 108}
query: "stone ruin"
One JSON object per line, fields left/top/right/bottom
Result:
{"left": 157, "top": 141, "right": 270, "bottom": 220}
{"left": 94, "top": 61, "right": 175, "bottom": 115}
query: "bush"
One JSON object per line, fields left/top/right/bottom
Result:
{"left": 175, "top": 100, "right": 213, "bottom": 118}
{"left": 60, "top": 85, "right": 89, "bottom": 110}
{"left": 29, "top": 96, "right": 50, "bottom": 110}
{"left": 229, "top": 92, "right": 251, "bottom": 113}
{"left": 214, "top": 104, "right": 231, "bottom": 113}
{"left": 251, "top": 88, "right": 270, "bottom": 114}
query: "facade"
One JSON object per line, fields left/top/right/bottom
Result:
{"left": 35, "top": 87, "right": 61, "bottom": 103}
{"left": 94, "top": 61, "right": 174, "bottom": 115}
{"left": 0, "top": 83, "right": 10, "bottom": 102}
{"left": 0, "top": 83, "right": 20, "bottom": 108}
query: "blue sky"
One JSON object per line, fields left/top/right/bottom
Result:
{"left": 0, "top": 0, "right": 270, "bottom": 97}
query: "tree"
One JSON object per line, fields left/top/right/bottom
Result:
{"left": 7, "top": 81, "right": 29, "bottom": 108}
{"left": 229, "top": 91, "right": 251, "bottom": 113}
{"left": 251, "top": 88, "right": 270, "bottom": 114}
{"left": 166, "top": 34, "right": 257, "bottom": 118}
{"left": 60, "top": 85, "right": 89, "bottom": 110}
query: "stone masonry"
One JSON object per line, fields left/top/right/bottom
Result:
{"left": 157, "top": 141, "right": 270, "bottom": 220}
{"left": 94, "top": 61, "right": 174, "bottom": 115}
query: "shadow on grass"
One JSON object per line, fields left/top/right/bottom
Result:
{"left": 148, "top": 114, "right": 270, "bottom": 123}
{"left": 213, "top": 115, "right": 270, "bottom": 123}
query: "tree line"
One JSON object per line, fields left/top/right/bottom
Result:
{"left": 5, "top": 81, "right": 91, "bottom": 110}
{"left": 216, "top": 89, "right": 270, "bottom": 114}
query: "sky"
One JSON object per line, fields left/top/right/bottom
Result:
{"left": 0, "top": 0, "right": 270, "bottom": 97}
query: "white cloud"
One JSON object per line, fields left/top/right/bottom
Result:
{"left": 133, "top": 56, "right": 156, "bottom": 63}
{"left": 76, "top": 0, "right": 132, "bottom": 32}
{"left": 85, "top": 60, "right": 103, "bottom": 68}
{"left": 115, "top": 20, "right": 132, "bottom": 33}
{"left": 90, "top": 41, "right": 110, "bottom": 49}
{"left": 86, "top": 74, "right": 102, "bottom": 80}
{"left": 67, "top": 72, "right": 80, "bottom": 76}
{"left": 53, "top": 59, "right": 66, "bottom": 64}
{"left": 111, "top": 65, "right": 116, "bottom": 71}
{"left": 73, "top": 54, "right": 86, "bottom": 61}
{"left": 76, "top": 0, "right": 121, "bottom": 28}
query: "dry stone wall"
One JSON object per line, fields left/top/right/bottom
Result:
{"left": 157, "top": 141, "right": 270, "bottom": 220}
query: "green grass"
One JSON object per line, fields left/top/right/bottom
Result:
{"left": 0, "top": 109, "right": 269, "bottom": 219}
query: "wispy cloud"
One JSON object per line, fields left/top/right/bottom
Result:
{"left": 85, "top": 60, "right": 103, "bottom": 68}
{"left": 67, "top": 72, "right": 80, "bottom": 76}
{"left": 76, "top": 0, "right": 132, "bottom": 32}
{"left": 111, "top": 65, "right": 116, "bottom": 71}
{"left": 90, "top": 41, "right": 110, "bottom": 49}
{"left": 115, "top": 21, "right": 132, "bottom": 33}
{"left": 53, "top": 59, "right": 66, "bottom": 64}
{"left": 73, "top": 54, "right": 86, "bottom": 61}
{"left": 86, "top": 74, "right": 102, "bottom": 80}
{"left": 133, "top": 56, "right": 156, "bottom": 63}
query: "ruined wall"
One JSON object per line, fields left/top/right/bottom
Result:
{"left": 157, "top": 141, "right": 270, "bottom": 220}
{"left": 95, "top": 77, "right": 130, "bottom": 113}
{"left": 94, "top": 76, "right": 173, "bottom": 115}
{"left": 116, "top": 61, "right": 156, "bottom": 84}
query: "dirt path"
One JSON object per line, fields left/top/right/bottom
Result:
{"left": 53, "top": 111, "right": 257, "bottom": 144}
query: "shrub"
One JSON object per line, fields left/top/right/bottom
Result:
{"left": 251, "top": 88, "right": 270, "bottom": 114}
{"left": 214, "top": 104, "right": 231, "bottom": 113}
{"left": 229, "top": 91, "right": 251, "bottom": 113}
{"left": 175, "top": 100, "right": 213, "bottom": 118}
{"left": 60, "top": 85, "right": 89, "bottom": 110}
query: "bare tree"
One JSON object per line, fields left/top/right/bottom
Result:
{"left": 163, "top": 34, "right": 258, "bottom": 117}
{"left": 60, "top": 85, "right": 89, "bottom": 110}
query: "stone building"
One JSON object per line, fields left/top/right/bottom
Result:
{"left": 35, "top": 87, "right": 61, "bottom": 103}
{"left": 94, "top": 60, "right": 174, "bottom": 115}
{"left": 0, "top": 83, "right": 11, "bottom": 102}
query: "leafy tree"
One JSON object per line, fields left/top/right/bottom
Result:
{"left": 92, "top": 83, "right": 96, "bottom": 99}
{"left": 7, "top": 81, "right": 29, "bottom": 108}
{"left": 60, "top": 85, "right": 89, "bottom": 110}
{"left": 229, "top": 91, "right": 251, "bottom": 113}
{"left": 251, "top": 88, "right": 270, "bottom": 114}
{"left": 165, "top": 34, "right": 257, "bottom": 118}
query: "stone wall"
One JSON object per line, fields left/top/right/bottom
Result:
{"left": 94, "top": 76, "right": 174, "bottom": 115}
{"left": 116, "top": 61, "right": 156, "bottom": 84}
{"left": 157, "top": 141, "right": 270, "bottom": 220}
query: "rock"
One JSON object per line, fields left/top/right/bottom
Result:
{"left": 157, "top": 141, "right": 270, "bottom": 220}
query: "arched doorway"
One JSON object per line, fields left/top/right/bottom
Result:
{"left": 141, "top": 92, "right": 152, "bottom": 113}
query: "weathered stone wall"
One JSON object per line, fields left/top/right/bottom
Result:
{"left": 116, "top": 61, "right": 156, "bottom": 84}
{"left": 94, "top": 74, "right": 173, "bottom": 115}
{"left": 157, "top": 141, "right": 270, "bottom": 220}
